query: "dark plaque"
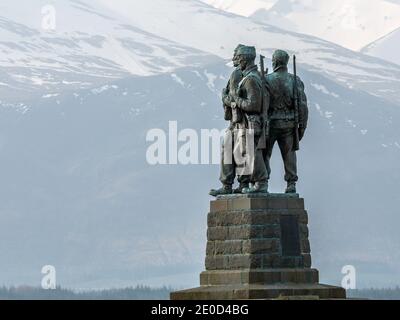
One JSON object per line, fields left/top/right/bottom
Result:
{"left": 280, "top": 215, "right": 301, "bottom": 256}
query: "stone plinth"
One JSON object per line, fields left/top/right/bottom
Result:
{"left": 170, "top": 194, "right": 346, "bottom": 300}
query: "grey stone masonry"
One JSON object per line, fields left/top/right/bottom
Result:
{"left": 170, "top": 194, "right": 347, "bottom": 300}
{"left": 206, "top": 194, "right": 311, "bottom": 270}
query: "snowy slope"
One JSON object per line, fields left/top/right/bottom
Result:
{"left": 252, "top": 0, "right": 400, "bottom": 51}
{"left": 201, "top": 0, "right": 400, "bottom": 51}
{"left": 99, "top": 0, "right": 400, "bottom": 105}
{"left": 0, "top": 0, "right": 219, "bottom": 100}
{"left": 0, "top": 0, "right": 399, "bottom": 289}
{"left": 201, "top": 0, "right": 277, "bottom": 16}
{"left": 362, "top": 27, "right": 400, "bottom": 66}
{"left": 2, "top": 0, "right": 400, "bottom": 105}
{"left": 1, "top": 62, "right": 400, "bottom": 288}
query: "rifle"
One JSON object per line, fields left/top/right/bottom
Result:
{"left": 293, "top": 55, "right": 300, "bottom": 151}
{"left": 258, "top": 54, "right": 269, "bottom": 149}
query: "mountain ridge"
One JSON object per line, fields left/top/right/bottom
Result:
{"left": 361, "top": 26, "right": 400, "bottom": 66}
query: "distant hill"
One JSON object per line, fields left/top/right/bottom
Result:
{"left": 362, "top": 27, "right": 400, "bottom": 66}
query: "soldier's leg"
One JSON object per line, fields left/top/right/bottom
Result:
{"left": 263, "top": 130, "right": 277, "bottom": 181}
{"left": 232, "top": 127, "right": 250, "bottom": 192}
{"left": 277, "top": 128, "right": 298, "bottom": 183}
{"left": 219, "top": 129, "right": 236, "bottom": 186}
{"left": 210, "top": 130, "right": 234, "bottom": 196}
{"left": 234, "top": 131, "right": 250, "bottom": 192}
{"left": 251, "top": 135, "right": 268, "bottom": 183}
{"left": 235, "top": 174, "right": 250, "bottom": 194}
{"left": 243, "top": 135, "right": 268, "bottom": 194}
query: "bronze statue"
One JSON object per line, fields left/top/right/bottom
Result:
{"left": 210, "top": 45, "right": 268, "bottom": 196}
{"left": 209, "top": 45, "right": 249, "bottom": 196}
{"left": 210, "top": 47, "right": 308, "bottom": 196}
{"left": 264, "top": 50, "right": 309, "bottom": 194}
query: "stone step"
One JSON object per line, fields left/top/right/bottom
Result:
{"left": 171, "top": 283, "right": 346, "bottom": 300}
{"left": 211, "top": 195, "right": 305, "bottom": 213}
{"left": 200, "top": 269, "right": 319, "bottom": 286}
{"left": 205, "top": 254, "right": 310, "bottom": 269}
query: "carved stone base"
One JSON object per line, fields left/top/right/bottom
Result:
{"left": 170, "top": 194, "right": 346, "bottom": 300}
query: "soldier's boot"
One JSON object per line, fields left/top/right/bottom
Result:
{"left": 285, "top": 182, "right": 297, "bottom": 194}
{"left": 233, "top": 183, "right": 249, "bottom": 194}
{"left": 242, "top": 182, "right": 269, "bottom": 194}
{"left": 209, "top": 185, "right": 233, "bottom": 197}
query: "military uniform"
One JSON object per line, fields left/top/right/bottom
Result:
{"left": 264, "top": 50, "right": 308, "bottom": 192}
{"left": 210, "top": 45, "right": 268, "bottom": 196}
{"left": 219, "top": 67, "right": 250, "bottom": 189}
{"left": 235, "top": 64, "right": 268, "bottom": 188}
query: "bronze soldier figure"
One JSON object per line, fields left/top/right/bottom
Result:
{"left": 234, "top": 46, "right": 269, "bottom": 194}
{"left": 210, "top": 45, "right": 269, "bottom": 196}
{"left": 210, "top": 44, "right": 249, "bottom": 196}
{"left": 264, "top": 50, "right": 309, "bottom": 194}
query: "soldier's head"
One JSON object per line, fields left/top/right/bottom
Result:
{"left": 233, "top": 44, "right": 245, "bottom": 67}
{"left": 272, "top": 50, "right": 290, "bottom": 72}
{"left": 236, "top": 46, "right": 257, "bottom": 71}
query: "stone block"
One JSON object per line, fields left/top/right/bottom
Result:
{"left": 200, "top": 271, "right": 244, "bottom": 286}
{"left": 298, "top": 211, "right": 309, "bottom": 224}
{"left": 200, "top": 269, "right": 320, "bottom": 286}
{"left": 250, "top": 212, "right": 281, "bottom": 225}
{"left": 205, "top": 256, "right": 215, "bottom": 270}
{"left": 230, "top": 254, "right": 265, "bottom": 269}
{"left": 248, "top": 198, "right": 269, "bottom": 210}
{"left": 260, "top": 225, "right": 281, "bottom": 238}
{"left": 214, "top": 240, "right": 243, "bottom": 255}
{"left": 206, "top": 241, "right": 215, "bottom": 255}
{"left": 231, "top": 212, "right": 252, "bottom": 225}
{"left": 205, "top": 255, "right": 229, "bottom": 270}
{"left": 268, "top": 198, "right": 288, "bottom": 209}
{"left": 280, "top": 256, "right": 304, "bottom": 268}
{"left": 242, "top": 239, "right": 280, "bottom": 254}
{"left": 303, "top": 254, "right": 312, "bottom": 268}
{"left": 224, "top": 225, "right": 280, "bottom": 240}
{"left": 299, "top": 224, "right": 309, "bottom": 238}
{"left": 227, "top": 225, "right": 254, "bottom": 240}
{"left": 232, "top": 198, "right": 251, "bottom": 210}
{"left": 262, "top": 254, "right": 281, "bottom": 268}
{"left": 210, "top": 200, "right": 228, "bottom": 213}
{"left": 207, "top": 227, "right": 229, "bottom": 241}
{"left": 301, "top": 239, "right": 311, "bottom": 254}
{"left": 287, "top": 198, "right": 305, "bottom": 209}
{"left": 228, "top": 255, "right": 252, "bottom": 269}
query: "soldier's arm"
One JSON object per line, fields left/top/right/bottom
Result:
{"left": 230, "top": 69, "right": 243, "bottom": 91}
{"left": 298, "top": 79, "right": 308, "bottom": 129}
{"left": 235, "top": 78, "right": 262, "bottom": 114}
{"left": 222, "top": 80, "right": 231, "bottom": 108}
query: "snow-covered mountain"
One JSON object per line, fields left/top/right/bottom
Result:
{"left": 201, "top": 0, "right": 277, "bottom": 16}
{"left": 1, "top": 60, "right": 400, "bottom": 288}
{"left": 0, "top": 0, "right": 219, "bottom": 101}
{"left": 0, "top": 0, "right": 400, "bottom": 289}
{"left": 1, "top": 0, "right": 400, "bottom": 104}
{"left": 259, "top": 0, "right": 400, "bottom": 50}
{"left": 201, "top": 0, "right": 400, "bottom": 51}
{"left": 99, "top": 0, "right": 400, "bottom": 106}
{"left": 362, "top": 27, "right": 400, "bottom": 66}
